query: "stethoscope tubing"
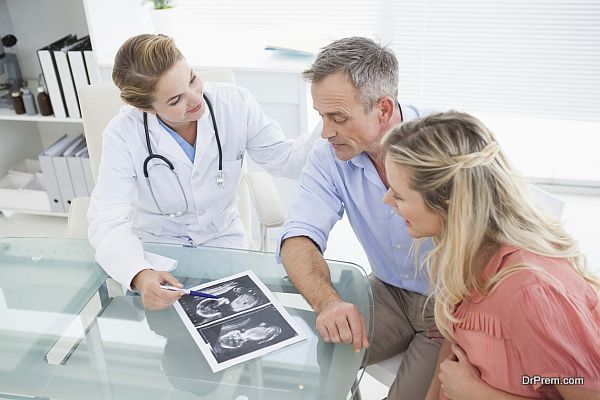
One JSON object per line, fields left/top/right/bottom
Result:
{"left": 142, "top": 93, "right": 222, "bottom": 178}
{"left": 141, "top": 93, "right": 223, "bottom": 217}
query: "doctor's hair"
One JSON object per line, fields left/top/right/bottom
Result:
{"left": 303, "top": 37, "right": 398, "bottom": 113}
{"left": 382, "top": 111, "right": 600, "bottom": 340}
{"left": 112, "top": 34, "right": 183, "bottom": 109}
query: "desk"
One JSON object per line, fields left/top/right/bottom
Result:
{"left": 0, "top": 238, "right": 372, "bottom": 400}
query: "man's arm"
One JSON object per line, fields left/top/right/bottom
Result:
{"left": 281, "top": 236, "right": 369, "bottom": 351}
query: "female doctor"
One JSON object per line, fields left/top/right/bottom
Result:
{"left": 87, "top": 34, "right": 317, "bottom": 310}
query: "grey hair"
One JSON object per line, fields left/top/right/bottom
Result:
{"left": 303, "top": 37, "right": 399, "bottom": 112}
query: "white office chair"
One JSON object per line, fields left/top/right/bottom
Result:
{"left": 363, "top": 185, "right": 565, "bottom": 390}
{"left": 67, "top": 71, "right": 285, "bottom": 250}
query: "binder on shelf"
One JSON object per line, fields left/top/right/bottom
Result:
{"left": 52, "top": 134, "right": 84, "bottom": 212}
{"left": 84, "top": 49, "right": 101, "bottom": 85}
{"left": 38, "top": 134, "right": 76, "bottom": 213}
{"left": 37, "top": 34, "right": 78, "bottom": 119}
{"left": 66, "top": 141, "right": 89, "bottom": 198}
{"left": 67, "top": 36, "right": 92, "bottom": 115}
{"left": 79, "top": 149, "right": 95, "bottom": 195}
{"left": 54, "top": 37, "right": 90, "bottom": 119}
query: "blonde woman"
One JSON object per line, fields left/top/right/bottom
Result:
{"left": 382, "top": 111, "right": 600, "bottom": 400}
{"left": 88, "top": 34, "right": 317, "bottom": 309}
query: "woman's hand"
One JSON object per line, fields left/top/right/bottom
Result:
{"left": 131, "top": 269, "right": 183, "bottom": 310}
{"left": 439, "top": 344, "right": 488, "bottom": 400}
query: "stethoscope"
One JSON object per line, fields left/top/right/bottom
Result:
{"left": 142, "top": 93, "right": 223, "bottom": 218}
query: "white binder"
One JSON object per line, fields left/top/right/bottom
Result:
{"left": 39, "top": 135, "right": 76, "bottom": 213}
{"left": 52, "top": 135, "right": 84, "bottom": 212}
{"left": 53, "top": 51, "right": 80, "bottom": 119}
{"left": 80, "top": 150, "right": 95, "bottom": 195}
{"left": 66, "top": 36, "right": 92, "bottom": 117}
{"left": 84, "top": 50, "right": 102, "bottom": 85}
{"left": 65, "top": 136, "right": 88, "bottom": 198}
{"left": 37, "top": 35, "right": 77, "bottom": 119}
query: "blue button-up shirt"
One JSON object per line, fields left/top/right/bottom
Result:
{"left": 276, "top": 104, "right": 433, "bottom": 295}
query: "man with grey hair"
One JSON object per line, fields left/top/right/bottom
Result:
{"left": 276, "top": 37, "right": 444, "bottom": 399}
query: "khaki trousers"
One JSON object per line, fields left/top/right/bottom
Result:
{"left": 365, "top": 276, "right": 441, "bottom": 400}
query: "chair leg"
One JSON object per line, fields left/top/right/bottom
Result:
{"left": 349, "top": 376, "right": 363, "bottom": 400}
{"left": 259, "top": 224, "right": 268, "bottom": 252}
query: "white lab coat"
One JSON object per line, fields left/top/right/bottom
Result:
{"left": 88, "top": 82, "right": 318, "bottom": 288}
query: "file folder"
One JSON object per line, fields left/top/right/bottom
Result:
{"left": 53, "top": 135, "right": 84, "bottom": 212}
{"left": 39, "top": 135, "right": 76, "bottom": 213}
{"left": 54, "top": 50, "right": 79, "bottom": 118}
{"left": 67, "top": 37, "right": 92, "bottom": 115}
{"left": 37, "top": 35, "right": 78, "bottom": 119}
{"left": 67, "top": 141, "right": 89, "bottom": 198}
{"left": 84, "top": 50, "right": 102, "bottom": 85}
{"left": 80, "top": 149, "right": 95, "bottom": 195}
{"left": 54, "top": 37, "right": 90, "bottom": 119}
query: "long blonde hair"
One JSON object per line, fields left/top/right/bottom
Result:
{"left": 382, "top": 111, "right": 600, "bottom": 339}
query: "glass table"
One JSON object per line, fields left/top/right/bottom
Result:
{"left": 0, "top": 238, "right": 373, "bottom": 400}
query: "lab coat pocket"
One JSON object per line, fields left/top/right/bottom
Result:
{"left": 211, "top": 159, "right": 243, "bottom": 231}
{"left": 219, "top": 159, "right": 243, "bottom": 191}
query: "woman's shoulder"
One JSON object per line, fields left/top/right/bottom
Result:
{"left": 103, "top": 105, "right": 142, "bottom": 138}
{"left": 486, "top": 246, "right": 570, "bottom": 285}
{"left": 489, "top": 247, "right": 598, "bottom": 315}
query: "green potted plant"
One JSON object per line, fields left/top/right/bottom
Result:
{"left": 146, "top": 0, "right": 173, "bottom": 9}
{"left": 144, "top": 0, "right": 179, "bottom": 36}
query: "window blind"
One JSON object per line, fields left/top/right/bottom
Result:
{"left": 178, "top": 0, "right": 600, "bottom": 122}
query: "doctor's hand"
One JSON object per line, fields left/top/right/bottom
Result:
{"left": 132, "top": 269, "right": 183, "bottom": 310}
{"left": 316, "top": 298, "right": 369, "bottom": 352}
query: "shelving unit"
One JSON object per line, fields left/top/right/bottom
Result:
{"left": 0, "top": 0, "right": 89, "bottom": 218}
{"left": 0, "top": 109, "right": 82, "bottom": 124}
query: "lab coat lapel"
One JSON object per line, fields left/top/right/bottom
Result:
{"left": 193, "top": 107, "right": 216, "bottom": 171}
{"left": 147, "top": 114, "right": 193, "bottom": 168}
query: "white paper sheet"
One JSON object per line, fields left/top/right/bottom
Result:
{"left": 172, "top": 270, "right": 308, "bottom": 372}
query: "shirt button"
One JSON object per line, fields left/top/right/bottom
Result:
{"left": 198, "top": 209, "right": 205, "bottom": 216}
{"left": 388, "top": 209, "right": 395, "bottom": 215}
{"left": 395, "top": 243, "right": 402, "bottom": 249}
{"left": 403, "top": 274, "right": 410, "bottom": 279}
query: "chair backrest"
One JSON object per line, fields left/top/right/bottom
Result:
{"left": 78, "top": 70, "right": 256, "bottom": 244}
{"left": 530, "top": 185, "right": 565, "bottom": 218}
{"left": 79, "top": 83, "right": 122, "bottom": 184}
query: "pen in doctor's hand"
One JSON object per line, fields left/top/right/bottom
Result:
{"left": 160, "top": 285, "right": 219, "bottom": 299}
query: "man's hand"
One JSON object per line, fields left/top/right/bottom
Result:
{"left": 316, "top": 298, "right": 369, "bottom": 352}
{"left": 131, "top": 269, "right": 183, "bottom": 310}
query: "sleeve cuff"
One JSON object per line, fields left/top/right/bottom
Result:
{"left": 275, "top": 226, "right": 327, "bottom": 263}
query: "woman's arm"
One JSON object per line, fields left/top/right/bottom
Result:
{"left": 467, "top": 383, "right": 600, "bottom": 400}
{"left": 439, "top": 345, "right": 531, "bottom": 400}
{"left": 440, "top": 335, "right": 600, "bottom": 400}
{"left": 241, "top": 86, "right": 321, "bottom": 179}
{"left": 556, "top": 385, "right": 600, "bottom": 400}
{"left": 88, "top": 118, "right": 182, "bottom": 309}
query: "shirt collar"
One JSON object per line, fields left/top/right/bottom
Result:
{"left": 347, "top": 152, "right": 370, "bottom": 169}
{"left": 468, "top": 244, "right": 520, "bottom": 303}
{"left": 347, "top": 103, "right": 408, "bottom": 170}
{"left": 481, "top": 244, "right": 520, "bottom": 282}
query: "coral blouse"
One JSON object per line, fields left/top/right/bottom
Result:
{"left": 441, "top": 245, "right": 600, "bottom": 399}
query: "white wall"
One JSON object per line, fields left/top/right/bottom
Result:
{"left": 5, "top": 0, "right": 88, "bottom": 81}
